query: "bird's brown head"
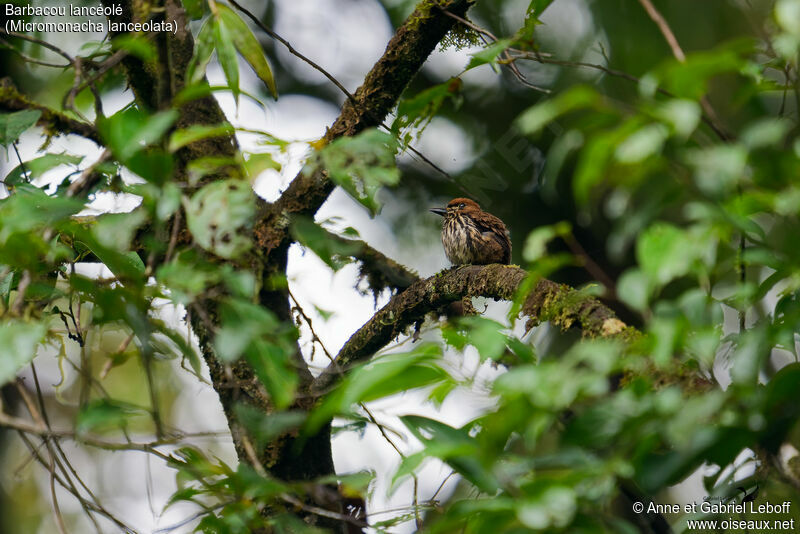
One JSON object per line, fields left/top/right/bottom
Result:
{"left": 429, "top": 198, "right": 481, "bottom": 218}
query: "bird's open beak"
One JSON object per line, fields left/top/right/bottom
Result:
{"left": 430, "top": 207, "right": 447, "bottom": 216}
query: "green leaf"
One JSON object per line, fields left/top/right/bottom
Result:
{"left": 97, "top": 107, "right": 178, "bottom": 163}
{"left": 393, "top": 79, "right": 462, "bottom": 138}
{"left": 246, "top": 338, "right": 298, "bottom": 409}
{"left": 654, "top": 99, "right": 700, "bottom": 138}
{"left": 0, "top": 268, "right": 15, "bottom": 303}
{"left": 70, "top": 223, "right": 146, "bottom": 280}
{"left": 573, "top": 126, "right": 630, "bottom": 205}
{"left": 522, "top": 221, "right": 570, "bottom": 262}
{"left": 213, "top": 12, "right": 240, "bottom": 106}
{"left": 185, "top": 180, "right": 255, "bottom": 259}
{"left": 243, "top": 152, "right": 280, "bottom": 179}
{"left": 740, "top": 117, "right": 791, "bottom": 149}
{"left": 516, "top": 486, "right": 577, "bottom": 529}
{"left": 0, "top": 320, "right": 47, "bottom": 386}
{"left": 636, "top": 223, "right": 714, "bottom": 288}
{"left": 4, "top": 153, "right": 83, "bottom": 186}
{"left": 92, "top": 209, "right": 148, "bottom": 252}
{"left": 528, "top": 0, "right": 556, "bottom": 17}
{"left": 182, "top": 0, "right": 207, "bottom": 20}
{"left": 168, "top": 123, "right": 235, "bottom": 152}
{"left": 466, "top": 39, "right": 512, "bottom": 70}
{"left": 306, "top": 345, "right": 446, "bottom": 433}
{"left": 776, "top": 0, "right": 800, "bottom": 34}
{"left": 0, "top": 184, "right": 84, "bottom": 244}
{"left": 400, "top": 415, "right": 498, "bottom": 493}
{"left": 214, "top": 298, "right": 299, "bottom": 409}
{"left": 217, "top": 4, "right": 278, "bottom": 99}
{"left": 317, "top": 129, "right": 400, "bottom": 216}
{"left": 156, "top": 182, "right": 182, "bottom": 221}
{"left": 75, "top": 398, "right": 143, "bottom": 435}
{"left": 0, "top": 109, "right": 41, "bottom": 147}
{"left": 442, "top": 316, "right": 508, "bottom": 361}
{"left": 235, "top": 404, "right": 306, "bottom": 449}
{"left": 646, "top": 44, "right": 747, "bottom": 100}
{"left": 144, "top": 319, "right": 202, "bottom": 379}
{"left": 163, "top": 487, "right": 204, "bottom": 512}
{"left": 186, "top": 17, "right": 216, "bottom": 84}
{"left": 516, "top": 86, "right": 600, "bottom": 136}
{"left": 156, "top": 253, "right": 220, "bottom": 305}
{"left": 112, "top": 34, "right": 157, "bottom": 62}
{"left": 617, "top": 268, "right": 651, "bottom": 312}
{"left": 684, "top": 144, "right": 748, "bottom": 197}
{"left": 614, "top": 123, "right": 668, "bottom": 163}
{"left": 290, "top": 216, "right": 360, "bottom": 271}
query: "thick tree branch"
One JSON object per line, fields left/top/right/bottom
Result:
{"left": 312, "top": 265, "right": 632, "bottom": 393}
{"left": 0, "top": 81, "right": 100, "bottom": 143}
{"left": 253, "top": 0, "right": 474, "bottom": 259}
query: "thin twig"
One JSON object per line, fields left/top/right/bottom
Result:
{"left": 227, "top": 0, "right": 458, "bottom": 183}
{"left": 280, "top": 493, "right": 370, "bottom": 529}
{"left": 12, "top": 270, "right": 31, "bottom": 315}
{"left": 226, "top": 0, "right": 356, "bottom": 102}
{"left": 15, "top": 431, "right": 136, "bottom": 533}
{"left": 561, "top": 232, "right": 617, "bottom": 297}
{"left": 0, "top": 30, "right": 75, "bottom": 63}
{"left": 164, "top": 209, "right": 182, "bottom": 263}
{"left": 635, "top": 0, "right": 730, "bottom": 140}
{"left": 439, "top": 9, "right": 550, "bottom": 93}
{"left": 636, "top": 0, "right": 685, "bottom": 61}
{"left": 0, "top": 37, "right": 70, "bottom": 67}
{"left": 430, "top": 470, "right": 457, "bottom": 502}
{"left": 0, "top": 409, "right": 227, "bottom": 451}
{"left": 289, "top": 290, "right": 423, "bottom": 525}
{"left": 67, "top": 149, "right": 111, "bottom": 198}
{"left": 48, "top": 439, "right": 70, "bottom": 534}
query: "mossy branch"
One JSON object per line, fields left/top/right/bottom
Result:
{"left": 0, "top": 81, "right": 100, "bottom": 143}
{"left": 312, "top": 264, "right": 634, "bottom": 393}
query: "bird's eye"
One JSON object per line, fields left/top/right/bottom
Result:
{"left": 458, "top": 203, "right": 465, "bottom": 208}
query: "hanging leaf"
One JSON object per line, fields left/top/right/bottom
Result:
{"left": 4, "top": 153, "right": 84, "bottom": 186}
{"left": 0, "top": 320, "right": 47, "bottom": 386}
{"left": 217, "top": 4, "right": 278, "bottom": 99}
{"left": 186, "top": 17, "right": 217, "bottom": 84}
{"left": 290, "top": 216, "right": 360, "bottom": 271}
{"left": 213, "top": 12, "right": 240, "bottom": 106}
{"left": 0, "top": 109, "right": 41, "bottom": 147}
{"left": 168, "top": 123, "right": 235, "bottom": 152}
{"left": 97, "top": 107, "right": 178, "bottom": 163}
{"left": 317, "top": 129, "right": 400, "bottom": 216}
{"left": 185, "top": 180, "right": 255, "bottom": 259}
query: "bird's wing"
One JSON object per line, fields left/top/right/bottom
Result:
{"left": 473, "top": 214, "right": 511, "bottom": 263}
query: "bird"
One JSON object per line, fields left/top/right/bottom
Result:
{"left": 430, "top": 198, "right": 511, "bottom": 265}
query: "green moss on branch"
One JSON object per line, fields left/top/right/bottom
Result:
{"left": 0, "top": 82, "right": 100, "bottom": 143}
{"left": 311, "top": 265, "right": 637, "bottom": 394}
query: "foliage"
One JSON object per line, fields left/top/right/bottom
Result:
{"left": 0, "top": 0, "right": 799, "bottom": 533}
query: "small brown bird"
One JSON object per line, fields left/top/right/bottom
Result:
{"left": 430, "top": 198, "right": 511, "bottom": 265}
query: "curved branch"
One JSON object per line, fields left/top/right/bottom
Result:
{"left": 312, "top": 265, "right": 632, "bottom": 393}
